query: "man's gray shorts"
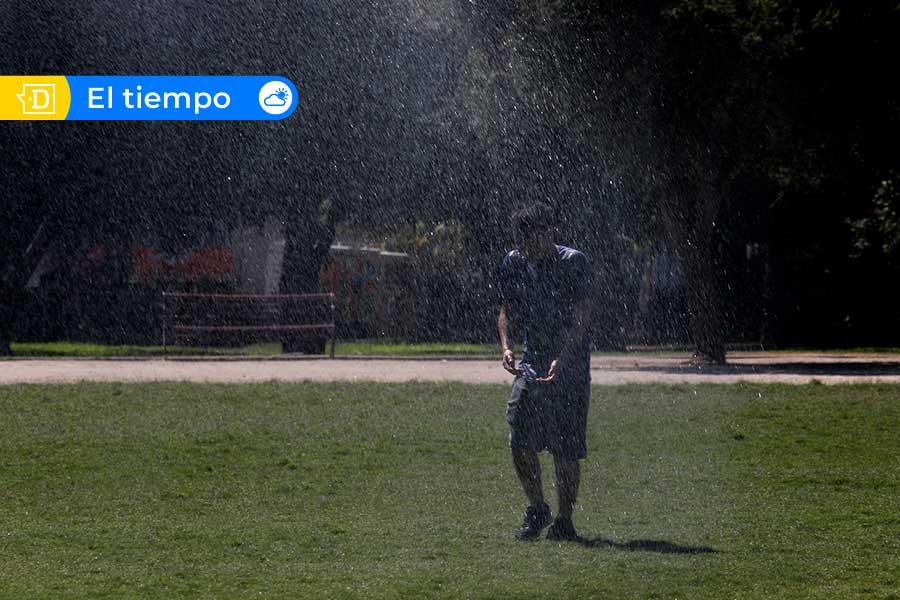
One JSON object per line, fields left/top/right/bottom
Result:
{"left": 506, "top": 375, "right": 590, "bottom": 460}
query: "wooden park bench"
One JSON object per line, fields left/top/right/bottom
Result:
{"left": 162, "top": 292, "right": 336, "bottom": 357}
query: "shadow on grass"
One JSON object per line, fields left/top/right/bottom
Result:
{"left": 576, "top": 536, "right": 717, "bottom": 554}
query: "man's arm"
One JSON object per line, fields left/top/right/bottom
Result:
{"left": 498, "top": 301, "right": 520, "bottom": 375}
{"left": 535, "top": 297, "right": 592, "bottom": 383}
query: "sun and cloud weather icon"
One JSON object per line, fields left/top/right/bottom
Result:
{"left": 258, "top": 81, "right": 293, "bottom": 115}
{"left": 263, "top": 88, "right": 289, "bottom": 107}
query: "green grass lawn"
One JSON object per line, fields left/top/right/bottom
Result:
{"left": 1, "top": 382, "right": 898, "bottom": 599}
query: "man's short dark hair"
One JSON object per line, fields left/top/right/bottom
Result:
{"left": 512, "top": 202, "right": 557, "bottom": 234}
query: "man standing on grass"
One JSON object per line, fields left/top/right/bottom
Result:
{"left": 498, "top": 202, "right": 593, "bottom": 542}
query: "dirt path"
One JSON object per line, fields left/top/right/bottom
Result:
{"left": 3, "top": 353, "right": 900, "bottom": 385}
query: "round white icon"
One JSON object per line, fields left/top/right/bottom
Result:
{"left": 259, "top": 81, "right": 293, "bottom": 115}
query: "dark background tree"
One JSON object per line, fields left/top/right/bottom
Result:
{"left": 657, "top": 0, "right": 900, "bottom": 353}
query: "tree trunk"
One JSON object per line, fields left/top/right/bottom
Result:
{"left": 682, "top": 242, "right": 727, "bottom": 365}
{"left": 0, "top": 218, "right": 57, "bottom": 354}
{"left": 280, "top": 200, "right": 338, "bottom": 354}
{"left": 0, "top": 291, "right": 13, "bottom": 355}
{"left": 658, "top": 177, "right": 729, "bottom": 365}
{"left": 630, "top": 254, "right": 658, "bottom": 345}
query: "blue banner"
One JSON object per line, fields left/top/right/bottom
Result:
{"left": 64, "top": 75, "right": 298, "bottom": 120}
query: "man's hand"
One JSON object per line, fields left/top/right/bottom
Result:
{"left": 535, "top": 357, "right": 562, "bottom": 384}
{"left": 535, "top": 297, "right": 590, "bottom": 384}
{"left": 502, "top": 348, "right": 520, "bottom": 375}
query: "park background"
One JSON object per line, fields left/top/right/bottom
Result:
{"left": 3, "top": 4, "right": 900, "bottom": 599}
{"left": 2, "top": 1, "right": 898, "bottom": 359}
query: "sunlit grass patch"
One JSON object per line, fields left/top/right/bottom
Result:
{"left": 9, "top": 341, "right": 281, "bottom": 357}
{"left": 334, "top": 339, "right": 496, "bottom": 356}
{"left": 0, "top": 382, "right": 898, "bottom": 598}
{"left": 9, "top": 340, "right": 496, "bottom": 358}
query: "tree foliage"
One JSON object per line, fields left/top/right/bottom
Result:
{"left": 658, "top": 0, "right": 900, "bottom": 347}
{"left": 849, "top": 175, "right": 900, "bottom": 269}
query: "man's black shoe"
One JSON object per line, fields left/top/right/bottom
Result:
{"left": 546, "top": 516, "right": 578, "bottom": 542}
{"left": 515, "top": 502, "right": 552, "bottom": 541}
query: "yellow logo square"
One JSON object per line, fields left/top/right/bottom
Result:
{"left": 17, "top": 83, "right": 56, "bottom": 114}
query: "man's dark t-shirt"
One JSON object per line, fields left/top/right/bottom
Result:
{"left": 498, "top": 245, "right": 592, "bottom": 382}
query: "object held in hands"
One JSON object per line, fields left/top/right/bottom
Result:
{"left": 518, "top": 362, "right": 538, "bottom": 383}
